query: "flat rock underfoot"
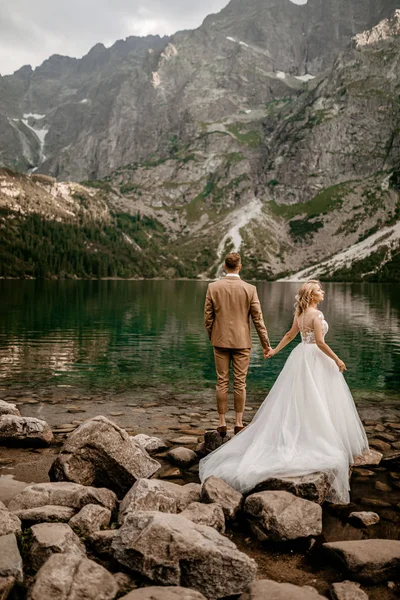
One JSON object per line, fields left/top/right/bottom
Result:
{"left": 1, "top": 385, "right": 400, "bottom": 598}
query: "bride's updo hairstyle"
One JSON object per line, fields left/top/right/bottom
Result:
{"left": 294, "top": 280, "right": 320, "bottom": 317}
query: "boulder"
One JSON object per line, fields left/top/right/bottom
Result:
{"left": 69, "top": 504, "right": 111, "bottom": 536}
{"left": 348, "top": 512, "right": 380, "bottom": 527}
{"left": 202, "top": 431, "right": 231, "bottom": 454}
{"left": 353, "top": 450, "right": 382, "bottom": 467}
{"left": 0, "top": 502, "right": 21, "bottom": 536}
{"left": 112, "top": 511, "right": 257, "bottom": 599}
{"left": 89, "top": 530, "right": 118, "bottom": 558}
{"left": 244, "top": 491, "right": 322, "bottom": 541}
{"left": 112, "top": 572, "right": 138, "bottom": 597}
{"left": 367, "top": 439, "right": 391, "bottom": 454}
{"left": 28, "top": 553, "right": 118, "bottom": 600}
{"left": 27, "top": 523, "right": 86, "bottom": 571}
{"left": 0, "top": 576, "right": 16, "bottom": 600}
{"left": 251, "top": 472, "right": 330, "bottom": 504}
{"left": 12, "top": 505, "right": 76, "bottom": 527}
{"left": 180, "top": 502, "right": 225, "bottom": 533}
{"left": 330, "top": 580, "right": 369, "bottom": 600}
{"left": 0, "top": 534, "right": 23, "bottom": 583}
{"left": 131, "top": 434, "right": 168, "bottom": 453}
{"left": 8, "top": 482, "right": 117, "bottom": 512}
{"left": 200, "top": 476, "right": 242, "bottom": 520}
{"left": 323, "top": 539, "right": 400, "bottom": 583}
{"left": 382, "top": 450, "right": 400, "bottom": 470}
{"left": 167, "top": 447, "right": 198, "bottom": 467}
{"left": 119, "top": 587, "right": 207, "bottom": 600}
{"left": 0, "top": 415, "right": 53, "bottom": 446}
{"left": 239, "top": 579, "right": 324, "bottom": 599}
{"left": 49, "top": 417, "right": 160, "bottom": 497}
{"left": 118, "top": 479, "right": 201, "bottom": 524}
{"left": 0, "top": 400, "right": 20, "bottom": 417}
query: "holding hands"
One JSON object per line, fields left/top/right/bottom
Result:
{"left": 264, "top": 347, "right": 276, "bottom": 359}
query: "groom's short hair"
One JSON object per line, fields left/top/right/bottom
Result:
{"left": 225, "top": 252, "right": 241, "bottom": 270}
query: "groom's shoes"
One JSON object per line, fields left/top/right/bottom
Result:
{"left": 217, "top": 426, "right": 227, "bottom": 438}
{"left": 234, "top": 425, "right": 246, "bottom": 435}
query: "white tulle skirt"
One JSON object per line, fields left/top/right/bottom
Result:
{"left": 199, "top": 343, "right": 369, "bottom": 504}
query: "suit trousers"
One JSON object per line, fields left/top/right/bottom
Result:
{"left": 213, "top": 347, "right": 251, "bottom": 414}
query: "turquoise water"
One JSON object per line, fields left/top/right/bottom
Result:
{"left": 0, "top": 281, "right": 399, "bottom": 399}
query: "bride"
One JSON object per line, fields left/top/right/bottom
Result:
{"left": 199, "top": 280, "right": 369, "bottom": 504}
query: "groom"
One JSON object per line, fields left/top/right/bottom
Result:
{"left": 204, "top": 252, "right": 271, "bottom": 436}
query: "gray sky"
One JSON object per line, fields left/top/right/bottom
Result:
{"left": 0, "top": 0, "right": 307, "bottom": 76}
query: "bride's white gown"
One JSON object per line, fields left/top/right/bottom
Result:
{"left": 199, "top": 313, "right": 369, "bottom": 504}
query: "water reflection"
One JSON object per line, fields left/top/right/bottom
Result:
{"left": 0, "top": 280, "right": 399, "bottom": 397}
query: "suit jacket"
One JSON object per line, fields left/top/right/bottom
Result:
{"left": 204, "top": 276, "right": 270, "bottom": 349}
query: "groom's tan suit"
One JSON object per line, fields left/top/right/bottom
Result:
{"left": 204, "top": 275, "right": 270, "bottom": 414}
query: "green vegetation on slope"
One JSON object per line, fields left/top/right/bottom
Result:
{"left": 0, "top": 209, "right": 166, "bottom": 279}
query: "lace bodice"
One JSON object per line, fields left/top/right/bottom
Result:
{"left": 298, "top": 311, "right": 329, "bottom": 344}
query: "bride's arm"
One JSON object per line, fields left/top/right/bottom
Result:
{"left": 314, "top": 316, "right": 347, "bottom": 372}
{"left": 265, "top": 316, "right": 299, "bottom": 357}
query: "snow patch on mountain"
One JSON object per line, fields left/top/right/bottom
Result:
{"left": 280, "top": 221, "right": 400, "bottom": 281}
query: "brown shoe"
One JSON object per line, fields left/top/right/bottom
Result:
{"left": 217, "top": 426, "right": 227, "bottom": 438}
{"left": 234, "top": 425, "right": 246, "bottom": 435}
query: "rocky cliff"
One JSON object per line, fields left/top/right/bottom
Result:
{"left": 0, "top": 0, "right": 398, "bottom": 181}
{"left": 0, "top": 3, "right": 399, "bottom": 281}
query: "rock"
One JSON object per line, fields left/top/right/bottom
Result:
{"left": 0, "top": 415, "right": 53, "bottom": 446}
{"left": 112, "top": 572, "right": 138, "bottom": 597}
{"left": 112, "top": 511, "right": 257, "bottom": 599}
{"left": 244, "top": 491, "right": 322, "bottom": 541}
{"left": 351, "top": 468, "right": 375, "bottom": 478}
{"left": 27, "top": 523, "right": 86, "bottom": 571}
{"left": 375, "top": 432, "right": 397, "bottom": 442}
{"left": 8, "top": 482, "right": 117, "bottom": 512}
{"left": 180, "top": 502, "right": 225, "bottom": 533}
{"left": 201, "top": 476, "right": 242, "bottom": 520}
{"left": 387, "top": 423, "right": 400, "bottom": 430}
{"left": 49, "top": 416, "right": 160, "bottom": 497}
{"left": 0, "top": 400, "right": 20, "bottom": 417}
{"left": 359, "top": 498, "right": 391, "bottom": 508}
{"left": 381, "top": 450, "right": 400, "bottom": 469}
{"left": 375, "top": 481, "right": 392, "bottom": 492}
{"left": 0, "top": 502, "right": 21, "bottom": 536}
{"left": 12, "top": 505, "right": 76, "bottom": 526}
{"left": 119, "top": 587, "right": 207, "bottom": 599}
{"left": 348, "top": 511, "right": 380, "bottom": 527}
{"left": 353, "top": 450, "right": 382, "bottom": 467}
{"left": 167, "top": 447, "right": 198, "bottom": 467}
{"left": 0, "top": 576, "right": 15, "bottom": 600}
{"left": 330, "top": 580, "right": 369, "bottom": 600}
{"left": 157, "top": 466, "right": 182, "bottom": 479}
{"left": 202, "top": 431, "right": 231, "bottom": 454}
{"left": 239, "top": 579, "right": 324, "bottom": 599}
{"left": 169, "top": 436, "right": 199, "bottom": 445}
{"left": 252, "top": 472, "right": 330, "bottom": 504}
{"left": 368, "top": 439, "right": 391, "bottom": 454}
{"left": 28, "top": 553, "right": 118, "bottom": 600}
{"left": 118, "top": 479, "right": 201, "bottom": 524}
{"left": 88, "top": 530, "right": 117, "bottom": 558}
{"left": 0, "top": 534, "right": 23, "bottom": 583}
{"left": 69, "top": 504, "right": 111, "bottom": 536}
{"left": 323, "top": 539, "right": 400, "bottom": 583}
{"left": 131, "top": 434, "right": 168, "bottom": 453}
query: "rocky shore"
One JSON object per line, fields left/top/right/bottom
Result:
{"left": 0, "top": 391, "right": 400, "bottom": 599}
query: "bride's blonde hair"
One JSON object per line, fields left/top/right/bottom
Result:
{"left": 294, "top": 280, "right": 321, "bottom": 317}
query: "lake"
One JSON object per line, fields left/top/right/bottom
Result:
{"left": 0, "top": 280, "right": 399, "bottom": 404}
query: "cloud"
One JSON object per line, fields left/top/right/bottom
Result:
{"left": 0, "top": 0, "right": 230, "bottom": 75}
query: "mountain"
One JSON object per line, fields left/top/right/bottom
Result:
{"left": 0, "top": 0, "right": 399, "bottom": 181}
{"left": 0, "top": 3, "right": 399, "bottom": 282}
